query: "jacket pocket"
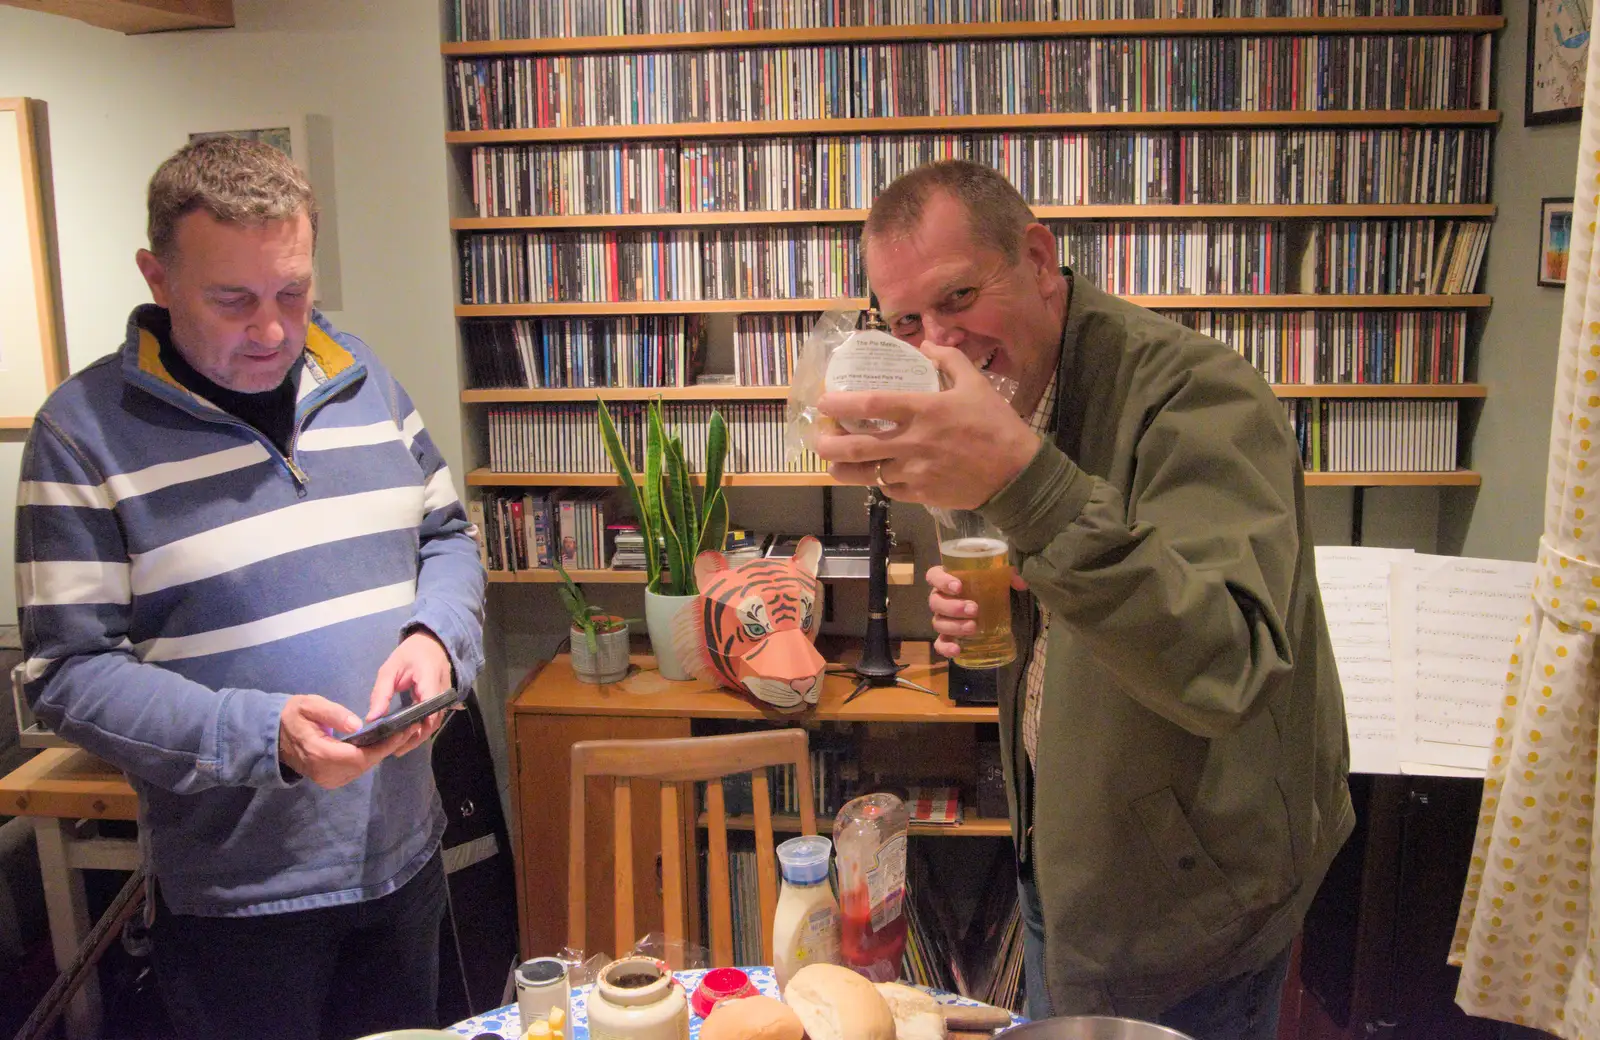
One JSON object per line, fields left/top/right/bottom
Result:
{"left": 1131, "top": 787, "right": 1245, "bottom": 935}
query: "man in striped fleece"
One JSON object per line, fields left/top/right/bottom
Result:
{"left": 15, "top": 137, "right": 485, "bottom": 1039}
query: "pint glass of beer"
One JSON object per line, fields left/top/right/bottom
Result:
{"left": 936, "top": 511, "right": 1017, "bottom": 669}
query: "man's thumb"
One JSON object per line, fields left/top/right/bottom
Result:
{"left": 299, "top": 694, "right": 361, "bottom": 734}
{"left": 918, "top": 340, "right": 983, "bottom": 389}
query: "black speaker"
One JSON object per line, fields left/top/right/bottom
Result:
{"left": 432, "top": 692, "right": 519, "bottom": 1024}
{"left": 947, "top": 661, "right": 1000, "bottom": 705}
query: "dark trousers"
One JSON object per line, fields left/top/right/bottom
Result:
{"left": 150, "top": 850, "right": 446, "bottom": 1040}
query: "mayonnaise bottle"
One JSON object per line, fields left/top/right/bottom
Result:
{"left": 772, "top": 835, "right": 841, "bottom": 990}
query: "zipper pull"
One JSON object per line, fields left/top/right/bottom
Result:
{"left": 287, "top": 457, "right": 310, "bottom": 493}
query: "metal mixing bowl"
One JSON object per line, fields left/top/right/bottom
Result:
{"left": 996, "top": 1016, "right": 1197, "bottom": 1040}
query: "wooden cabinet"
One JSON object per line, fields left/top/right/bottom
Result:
{"left": 509, "top": 706, "right": 692, "bottom": 959}
{"left": 1281, "top": 774, "right": 1498, "bottom": 1040}
{"left": 506, "top": 642, "right": 986, "bottom": 960}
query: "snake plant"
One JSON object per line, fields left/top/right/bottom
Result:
{"left": 596, "top": 399, "right": 728, "bottom": 597}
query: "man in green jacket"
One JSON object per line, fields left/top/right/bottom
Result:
{"left": 813, "top": 160, "right": 1353, "bottom": 1039}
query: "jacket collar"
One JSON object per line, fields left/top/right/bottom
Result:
{"left": 1051, "top": 267, "right": 1120, "bottom": 457}
{"left": 120, "top": 304, "right": 364, "bottom": 420}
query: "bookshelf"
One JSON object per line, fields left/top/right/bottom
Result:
{"left": 447, "top": 4, "right": 1504, "bottom": 994}
{"left": 448, "top": 111, "right": 1501, "bottom": 144}
{"left": 467, "top": 467, "right": 1483, "bottom": 488}
{"left": 455, "top": 203, "right": 1497, "bottom": 229}
{"left": 441, "top": 16, "right": 1505, "bottom": 53}
{"left": 457, "top": 295, "right": 1493, "bottom": 316}
{"left": 464, "top": 382, "right": 1487, "bottom": 402}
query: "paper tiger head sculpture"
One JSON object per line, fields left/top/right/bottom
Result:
{"left": 676, "top": 536, "right": 826, "bottom": 712}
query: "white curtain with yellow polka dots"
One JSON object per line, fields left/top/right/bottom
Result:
{"left": 1449, "top": 39, "right": 1600, "bottom": 1036}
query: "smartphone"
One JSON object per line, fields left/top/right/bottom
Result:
{"left": 340, "top": 689, "right": 461, "bottom": 747}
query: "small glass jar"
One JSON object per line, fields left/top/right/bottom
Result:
{"left": 586, "top": 957, "right": 689, "bottom": 1040}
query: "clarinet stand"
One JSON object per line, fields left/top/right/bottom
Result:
{"left": 831, "top": 487, "right": 937, "bottom": 703}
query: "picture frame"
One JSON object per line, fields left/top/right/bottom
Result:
{"left": 187, "top": 123, "right": 299, "bottom": 161}
{"left": 1526, "top": 0, "right": 1590, "bottom": 126}
{"left": 1539, "top": 196, "right": 1575, "bottom": 287}
{"left": 0, "top": 98, "right": 68, "bottom": 429}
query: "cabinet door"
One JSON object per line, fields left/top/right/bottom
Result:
{"left": 511, "top": 712, "right": 693, "bottom": 959}
{"left": 1388, "top": 776, "right": 1497, "bottom": 1039}
{"left": 1291, "top": 774, "right": 1499, "bottom": 1040}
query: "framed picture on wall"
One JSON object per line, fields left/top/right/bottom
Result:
{"left": 0, "top": 97, "right": 68, "bottom": 429}
{"left": 1527, "top": 0, "right": 1590, "bottom": 125}
{"left": 1539, "top": 196, "right": 1575, "bottom": 287}
{"left": 188, "top": 123, "right": 298, "bottom": 159}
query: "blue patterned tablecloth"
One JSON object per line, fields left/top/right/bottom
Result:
{"left": 447, "top": 967, "right": 1024, "bottom": 1040}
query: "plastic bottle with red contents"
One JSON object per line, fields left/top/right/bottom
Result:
{"left": 832, "top": 792, "right": 910, "bottom": 981}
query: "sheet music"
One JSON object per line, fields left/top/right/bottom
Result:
{"left": 1315, "top": 547, "right": 1412, "bottom": 775}
{"left": 1405, "top": 555, "right": 1536, "bottom": 769}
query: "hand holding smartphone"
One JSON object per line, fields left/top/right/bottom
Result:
{"left": 339, "top": 688, "right": 461, "bottom": 747}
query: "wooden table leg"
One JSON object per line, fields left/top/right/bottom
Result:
{"left": 34, "top": 817, "right": 103, "bottom": 1040}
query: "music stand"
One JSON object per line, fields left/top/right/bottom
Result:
{"left": 829, "top": 486, "right": 937, "bottom": 702}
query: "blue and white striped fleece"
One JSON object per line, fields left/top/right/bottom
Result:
{"left": 14, "top": 304, "right": 486, "bottom": 916}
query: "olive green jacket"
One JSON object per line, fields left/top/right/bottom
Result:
{"left": 979, "top": 274, "right": 1354, "bottom": 1017}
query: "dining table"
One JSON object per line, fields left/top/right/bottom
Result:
{"left": 446, "top": 966, "right": 1025, "bottom": 1040}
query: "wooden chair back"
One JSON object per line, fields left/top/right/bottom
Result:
{"left": 567, "top": 729, "right": 816, "bottom": 967}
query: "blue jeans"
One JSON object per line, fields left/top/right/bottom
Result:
{"left": 1018, "top": 875, "right": 1291, "bottom": 1040}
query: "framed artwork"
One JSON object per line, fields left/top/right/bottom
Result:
{"left": 1527, "top": 0, "right": 1590, "bottom": 125}
{"left": 1539, "top": 196, "right": 1575, "bottom": 287}
{"left": 188, "top": 124, "right": 298, "bottom": 159}
{"left": 0, "top": 98, "right": 67, "bottom": 429}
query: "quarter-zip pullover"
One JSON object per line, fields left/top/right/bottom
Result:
{"left": 16, "top": 304, "right": 486, "bottom": 916}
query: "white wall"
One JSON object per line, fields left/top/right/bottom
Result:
{"left": 1439, "top": 6, "right": 1580, "bottom": 561}
{"left": 0, "top": 0, "right": 464, "bottom": 627}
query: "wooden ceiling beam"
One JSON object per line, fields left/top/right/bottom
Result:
{"left": 0, "top": 0, "right": 233, "bottom": 34}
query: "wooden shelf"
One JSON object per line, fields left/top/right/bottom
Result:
{"left": 703, "top": 811, "right": 1012, "bottom": 838}
{"left": 464, "top": 383, "right": 1487, "bottom": 404}
{"left": 462, "top": 385, "right": 790, "bottom": 403}
{"left": 469, "top": 469, "right": 835, "bottom": 487}
{"left": 453, "top": 202, "right": 1497, "bottom": 231}
{"left": 473, "top": 467, "right": 1481, "bottom": 488}
{"left": 457, "top": 294, "right": 1492, "bottom": 318}
{"left": 1272, "top": 383, "right": 1487, "bottom": 399}
{"left": 442, "top": 16, "right": 1505, "bottom": 55}
{"left": 447, "top": 110, "right": 1500, "bottom": 145}
{"left": 510, "top": 642, "right": 988, "bottom": 722}
{"left": 488, "top": 557, "right": 916, "bottom": 584}
{"left": 1303, "top": 470, "right": 1480, "bottom": 487}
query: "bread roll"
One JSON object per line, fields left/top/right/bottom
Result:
{"left": 701, "top": 996, "right": 804, "bottom": 1040}
{"left": 874, "top": 983, "right": 947, "bottom": 1040}
{"left": 782, "top": 964, "right": 896, "bottom": 1040}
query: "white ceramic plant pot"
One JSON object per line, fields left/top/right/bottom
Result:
{"left": 570, "top": 621, "right": 631, "bottom": 684}
{"left": 643, "top": 588, "right": 698, "bottom": 681}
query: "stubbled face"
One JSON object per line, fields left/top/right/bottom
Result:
{"left": 136, "top": 210, "right": 314, "bottom": 393}
{"left": 864, "top": 191, "right": 1067, "bottom": 416}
